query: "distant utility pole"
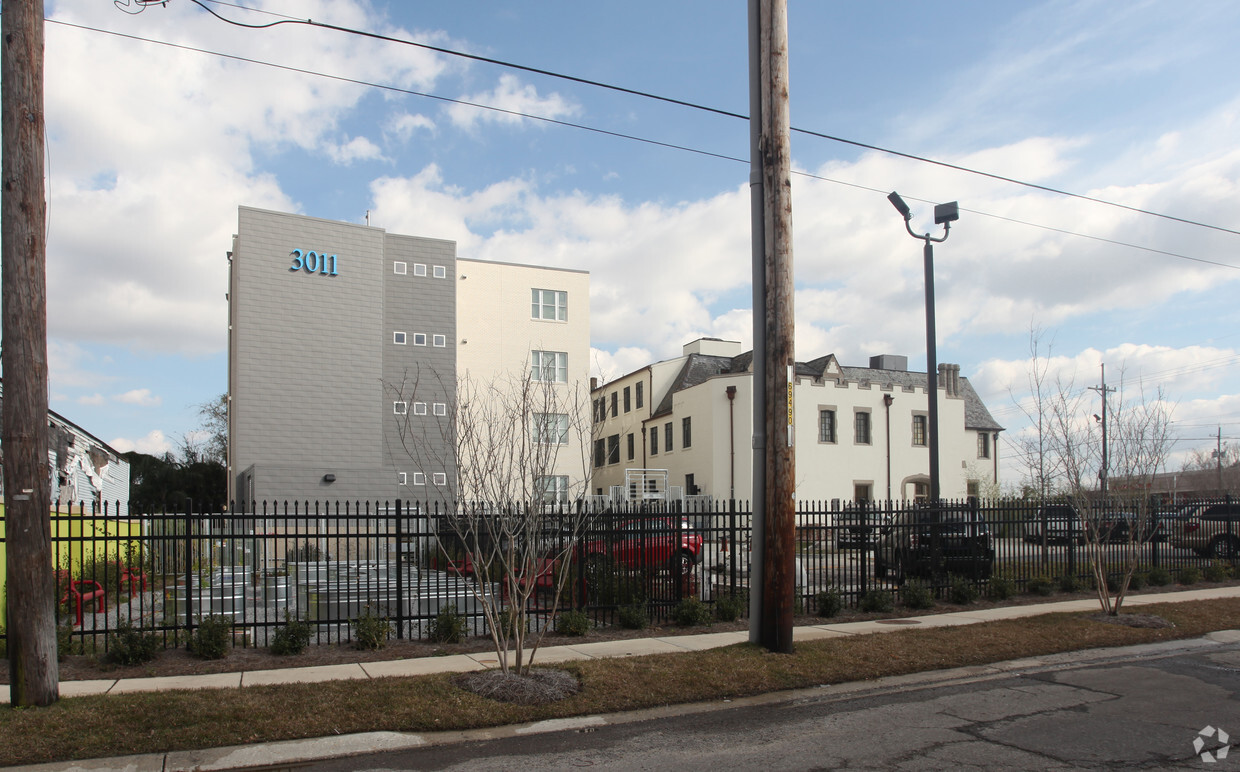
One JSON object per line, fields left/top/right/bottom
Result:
{"left": 3, "top": 0, "right": 59, "bottom": 706}
{"left": 748, "top": 0, "right": 795, "bottom": 654}
{"left": 1089, "top": 364, "right": 1115, "bottom": 499}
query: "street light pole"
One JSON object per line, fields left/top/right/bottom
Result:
{"left": 888, "top": 192, "right": 958, "bottom": 503}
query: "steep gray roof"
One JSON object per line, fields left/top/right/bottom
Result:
{"left": 649, "top": 354, "right": 1003, "bottom": 432}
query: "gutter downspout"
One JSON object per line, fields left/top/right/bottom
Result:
{"left": 727, "top": 385, "right": 738, "bottom": 500}
{"left": 883, "top": 393, "right": 894, "bottom": 502}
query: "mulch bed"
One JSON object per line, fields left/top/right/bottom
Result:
{"left": 2, "top": 580, "right": 1232, "bottom": 684}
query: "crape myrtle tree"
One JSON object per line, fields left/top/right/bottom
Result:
{"left": 1043, "top": 368, "right": 1175, "bottom": 615}
{"left": 386, "top": 366, "right": 593, "bottom": 676}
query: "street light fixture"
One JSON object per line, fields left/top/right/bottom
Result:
{"left": 888, "top": 191, "right": 958, "bottom": 503}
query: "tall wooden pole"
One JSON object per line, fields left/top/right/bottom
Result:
{"left": 750, "top": 0, "right": 796, "bottom": 654}
{"left": 3, "top": 0, "right": 59, "bottom": 706}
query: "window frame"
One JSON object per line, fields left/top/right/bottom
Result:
{"left": 413, "top": 333, "right": 428, "bottom": 346}
{"left": 531, "top": 288, "right": 568, "bottom": 322}
{"left": 912, "top": 413, "right": 928, "bottom": 447}
{"left": 854, "top": 410, "right": 872, "bottom": 445}
{"left": 818, "top": 407, "right": 837, "bottom": 444}
{"left": 413, "top": 263, "right": 427, "bottom": 277}
{"left": 433, "top": 265, "right": 447, "bottom": 279}
{"left": 532, "top": 412, "right": 570, "bottom": 445}
{"left": 432, "top": 334, "right": 447, "bottom": 348}
{"left": 393, "top": 401, "right": 408, "bottom": 415}
{"left": 393, "top": 331, "right": 407, "bottom": 345}
{"left": 393, "top": 261, "right": 407, "bottom": 275}
{"left": 531, "top": 350, "right": 568, "bottom": 383}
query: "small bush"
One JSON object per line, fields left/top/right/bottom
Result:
{"left": 859, "top": 589, "right": 893, "bottom": 613}
{"left": 987, "top": 576, "right": 1016, "bottom": 600}
{"left": 1026, "top": 575, "right": 1055, "bottom": 596}
{"left": 103, "top": 620, "right": 162, "bottom": 666}
{"left": 1178, "top": 566, "right": 1201, "bottom": 585}
{"left": 1057, "top": 573, "right": 1081, "bottom": 593}
{"left": 617, "top": 603, "right": 649, "bottom": 630}
{"left": 270, "top": 616, "right": 312, "bottom": 656}
{"left": 1146, "top": 566, "right": 1172, "bottom": 586}
{"left": 899, "top": 580, "right": 935, "bottom": 610}
{"left": 947, "top": 576, "right": 979, "bottom": 605}
{"left": 428, "top": 604, "right": 465, "bottom": 644}
{"left": 714, "top": 593, "right": 746, "bottom": 622}
{"left": 353, "top": 605, "right": 393, "bottom": 650}
{"left": 554, "top": 610, "right": 591, "bottom": 637}
{"left": 189, "top": 615, "right": 232, "bottom": 660}
{"left": 672, "top": 598, "right": 713, "bottom": 627}
{"left": 57, "top": 624, "right": 85, "bottom": 660}
{"left": 815, "top": 589, "right": 843, "bottom": 618}
{"left": 1203, "top": 561, "right": 1230, "bottom": 582}
{"left": 1128, "top": 571, "right": 1147, "bottom": 591}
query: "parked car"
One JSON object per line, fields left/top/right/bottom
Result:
{"left": 1031, "top": 504, "right": 1083, "bottom": 545}
{"left": 582, "top": 517, "right": 705, "bottom": 571}
{"left": 1168, "top": 502, "right": 1240, "bottom": 559}
{"left": 874, "top": 503, "right": 994, "bottom": 582}
{"left": 834, "top": 506, "right": 889, "bottom": 550}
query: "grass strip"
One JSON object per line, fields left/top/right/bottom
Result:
{"left": 2, "top": 597, "right": 1238, "bottom": 767}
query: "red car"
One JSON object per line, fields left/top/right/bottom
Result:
{"left": 583, "top": 517, "right": 704, "bottom": 572}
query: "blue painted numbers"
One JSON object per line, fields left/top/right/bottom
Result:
{"left": 289, "top": 249, "right": 339, "bottom": 276}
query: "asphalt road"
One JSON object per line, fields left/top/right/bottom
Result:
{"left": 301, "top": 634, "right": 1240, "bottom": 771}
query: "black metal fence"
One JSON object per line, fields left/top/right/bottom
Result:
{"left": 1, "top": 496, "right": 1236, "bottom": 655}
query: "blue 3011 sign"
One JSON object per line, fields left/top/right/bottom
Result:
{"left": 289, "top": 249, "right": 339, "bottom": 276}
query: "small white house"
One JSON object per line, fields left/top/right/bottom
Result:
{"left": 0, "top": 381, "right": 131, "bottom": 513}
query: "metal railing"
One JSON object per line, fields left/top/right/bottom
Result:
{"left": 0, "top": 496, "right": 1234, "bottom": 655}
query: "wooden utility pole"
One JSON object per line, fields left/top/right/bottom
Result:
{"left": 749, "top": 0, "right": 796, "bottom": 654}
{"left": 3, "top": 0, "right": 59, "bottom": 706}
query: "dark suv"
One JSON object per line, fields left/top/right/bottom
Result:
{"left": 874, "top": 503, "right": 994, "bottom": 582}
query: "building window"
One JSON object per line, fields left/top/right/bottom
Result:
{"left": 398, "top": 472, "right": 407, "bottom": 485}
{"left": 531, "top": 350, "right": 568, "bottom": 383}
{"left": 393, "top": 401, "right": 408, "bottom": 415}
{"left": 413, "top": 263, "right": 427, "bottom": 277}
{"left": 855, "top": 483, "right": 872, "bottom": 502}
{"left": 413, "top": 333, "right": 428, "bottom": 346}
{"left": 412, "top": 472, "right": 426, "bottom": 486}
{"left": 623, "top": 386, "right": 631, "bottom": 413}
{"left": 432, "top": 472, "right": 447, "bottom": 486}
{"left": 433, "top": 265, "right": 447, "bottom": 279}
{"left": 610, "top": 392, "right": 618, "bottom": 418}
{"left": 394, "top": 261, "right": 407, "bottom": 275}
{"left": 912, "top": 414, "right": 927, "bottom": 447}
{"left": 607, "top": 434, "right": 620, "bottom": 465}
{"left": 538, "top": 475, "right": 569, "bottom": 504}
{"left": 532, "top": 413, "right": 569, "bottom": 444}
{"left": 531, "top": 288, "right": 568, "bottom": 321}
{"left": 413, "top": 402, "right": 428, "bottom": 416}
{"left": 594, "top": 438, "right": 606, "bottom": 468}
{"left": 664, "top": 422, "right": 673, "bottom": 452}
{"left": 967, "top": 481, "right": 980, "bottom": 497}
{"left": 818, "top": 409, "right": 836, "bottom": 443}
{"left": 855, "top": 411, "right": 872, "bottom": 445}
{"left": 393, "top": 331, "right": 407, "bottom": 345}
{"left": 913, "top": 481, "right": 929, "bottom": 502}
{"left": 682, "top": 417, "right": 692, "bottom": 448}
{"left": 650, "top": 428, "right": 658, "bottom": 455}
{"left": 636, "top": 382, "right": 644, "bottom": 409}
{"left": 627, "top": 433, "right": 634, "bottom": 460}
{"left": 978, "top": 433, "right": 991, "bottom": 459}
{"left": 593, "top": 398, "right": 604, "bottom": 424}
{"left": 432, "top": 334, "right": 446, "bottom": 347}
{"left": 433, "top": 402, "right": 447, "bottom": 417}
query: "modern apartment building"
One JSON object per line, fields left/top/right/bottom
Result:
{"left": 227, "top": 207, "right": 590, "bottom": 507}
{"left": 590, "top": 338, "right": 1003, "bottom": 504}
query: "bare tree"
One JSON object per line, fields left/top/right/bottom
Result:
{"left": 1009, "top": 325, "right": 1061, "bottom": 498}
{"left": 1045, "top": 371, "right": 1176, "bottom": 615}
{"left": 386, "top": 366, "right": 594, "bottom": 676}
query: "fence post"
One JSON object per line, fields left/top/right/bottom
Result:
{"left": 184, "top": 500, "right": 194, "bottom": 637}
{"left": 394, "top": 499, "right": 405, "bottom": 639}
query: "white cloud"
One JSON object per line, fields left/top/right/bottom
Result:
{"left": 325, "top": 136, "right": 385, "bottom": 165}
{"left": 77, "top": 394, "right": 106, "bottom": 407}
{"left": 114, "top": 389, "right": 162, "bottom": 408}
{"left": 385, "top": 112, "right": 436, "bottom": 143}
{"left": 446, "top": 74, "right": 579, "bottom": 130}
{"left": 110, "top": 429, "right": 172, "bottom": 456}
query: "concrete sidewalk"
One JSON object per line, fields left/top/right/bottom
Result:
{"left": 5, "top": 585, "right": 1237, "bottom": 704}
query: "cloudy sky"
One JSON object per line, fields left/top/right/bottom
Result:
{"left": 24, "top": 0, "right": 1240, "bottom": 488}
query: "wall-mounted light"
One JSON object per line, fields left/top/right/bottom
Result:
{"left": 323, "top": 473, "right": 336, "bottom": 483}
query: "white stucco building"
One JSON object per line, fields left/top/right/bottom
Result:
{"left": 589, "top": 338, "right": 1002, "bottom": 504}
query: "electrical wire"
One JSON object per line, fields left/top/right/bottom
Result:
{"left": 181, "top": 0, "right": 1240, "bottom": 240}
{"left": 47, "top": 17, "right": 1240, "bottom": 273}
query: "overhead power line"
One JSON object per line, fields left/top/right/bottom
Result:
{"left": 53, "top": 16, "right": 1240, "bottom": 272}
{"left": 176, "top": 0, "right": 1240, "bottom": 241}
